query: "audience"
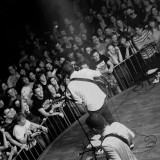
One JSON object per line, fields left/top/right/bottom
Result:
{"left": 1, "top": 0, "right": 160, "bottom": 159}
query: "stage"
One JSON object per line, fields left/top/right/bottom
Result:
{"left": 39, "top": 80, "right": 160, "bottom": 160}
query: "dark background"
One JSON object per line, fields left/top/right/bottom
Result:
{"left": 0, "top": 0, "right": 80, "bottom": 80}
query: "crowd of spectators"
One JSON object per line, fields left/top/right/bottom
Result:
{"left": 0, "top": 0, "right": 160, "bottom": 159}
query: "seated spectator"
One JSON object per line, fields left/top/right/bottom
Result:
{"left": 85, "top": 114, "right": 137, "bottom": 160}
{"left": 7, "top": 65, "right": 20, "bottom": 88}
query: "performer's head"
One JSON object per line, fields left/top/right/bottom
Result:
{"left": 85, "top": 114, "right": 107, "bottom": 134}
{"left": 62, "top": 61, "right": 75, "bottom": 76}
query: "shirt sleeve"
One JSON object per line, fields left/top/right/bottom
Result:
{"left": 102, "top": 144, "right": 121, "bottom": 160}
{"left": 87, "top": 68, "right": 102, "bottom": 78}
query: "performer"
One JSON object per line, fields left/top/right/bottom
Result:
{"left": 86, "top": 114, "right": 137, "bottom": 160}
{"left": 62, "top": 62, "right": 115, "bottom": 124}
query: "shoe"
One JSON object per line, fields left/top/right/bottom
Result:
{"left": 153, "top": 78, "right": 159, "bottom": 84}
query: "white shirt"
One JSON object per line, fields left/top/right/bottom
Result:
{"left": 68, "top": 68, "right": 106, "bottom": 111}
{"left": 102, "top": 122, "right": 136, "bottom": 160}
{"left": 13, "top": 120, "right": 31, "bottom": 141}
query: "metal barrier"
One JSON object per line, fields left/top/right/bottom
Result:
{"left": 13, "top": 42, "right": 160, "bottom": 160}
{"left": 14, "top": 100, "right": 84, "bottom": 160}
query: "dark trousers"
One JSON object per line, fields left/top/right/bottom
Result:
{"left": 88, "top": 99, "right": 115, "bottom": 124}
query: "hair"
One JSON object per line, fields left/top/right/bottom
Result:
{"left": 90, "top": 49, "right": 99, "bottom": 57}
{"left": 62, "top": 61, "right": 74, "bottom": 75}
{"left": 85, "top": 114, "right": 107, "bottom": 132}
{"left": 15, "top": 112, "right": 26, "bottom": 124}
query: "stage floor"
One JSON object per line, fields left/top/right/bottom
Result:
{"left": 39, "top": 80, "right": 160, "bottom": 160}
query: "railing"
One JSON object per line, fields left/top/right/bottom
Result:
{"left": 14, "top": 42, "right": 160, "bottom": 160}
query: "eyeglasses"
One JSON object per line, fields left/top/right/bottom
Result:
{"left": 6, "top": 108, "right": 14, "bottom": 115}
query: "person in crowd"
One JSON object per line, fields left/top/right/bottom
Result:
{"left": 31, "top": 83, "right": 64, "bottom": 120}
{"left": 1, "top": 108, "right": 27, "bottom": 149}
{"left": 13, "top": 112, "right": 47, "bottom": 148}
{"left": 85, "top": 114, "right": 137, "bottom": 160}
{"left": 28, "top": 71, "right": 36, "bottom": 83}
{"left": 109, "top": 14, "right": 118, "bottom": 31}
{"left": 148, "top": 18, "right": 160, "bottom": 52}
{"left": 90, "top": 49, "right": 121, "bottom": 95}
{"left": 125, "top": 6, "right": 143, "bottom": 28}
{"left": 96, "top": 12, "right": 108, "bottom": 31}
{"left": 97, "top": 28, "right": 106, "bottom": 43}
{"left": 150, "top": 6, "right": 160, "bottom": 22}
{"left": 74, "top": 35, "right": 85, "bottom": 52}
{"left": 7, "top": 65, "right": 20, "bottom": 88}
{"left": 92, "top": 35, "right": 108, "bottom": 56}
{"left": 6, "top": 88, "right": 21, "bottom": 107}
{"left": 107, "top": 44, "right": 132, "bottom": 90}
{"left": 132, "top": 23, "right": 157, "bottom": 69}
{"left": 62, "top": 62, "right": 115, "bottom": 124}
{"left": 21, "top": 76, "right": 33, "bottom": 113}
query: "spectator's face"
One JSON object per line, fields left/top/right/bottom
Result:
{"left": 35, "top": 87, "right": 43, "bottom": 99}
{"left": 97, "top": 28, "right": 103, "bottom": 36}
{"left": 46, "top": 63, "right": 53, "bottom": 71}
{"left": 85, "top": 47, "right": 92, "bottom": 54}
{"left": 29, "top": 72, "right": 36, "bottom": 81}
{"left": 4, "top": 108, "right": 16, "bottom": 119}
{"left": 149, "top": 21, "right": 156, "bottom": 28}
{"left": 15, "top": 100, "right": 20, "bottom": 107}
{"left": 75, "top": 36, "right": 82, "bottom": 44}
{"left": 62, "top": 36, "right": 69, "bottom": 44}
{"left": 44, "top": 51, "right": 49, "bottom": 57}
{"left": 60, "top": 30, "right": 67, "bottom": 36}
{"left": 7, "top": 88, "right": 17, "bottom": 98}
{"left": 81, "top": 34, "right": 87, "bottom": 41}
{"left": 111, "top": 35, "right": 118, "bottom": 43}
{"left": 152, "top": 8, "right": 158, "bottom": 16}
{"left": 104, "top": 28, "right": 112, "bottom": 36}
{"left": 68, "top": 52, "right": 74, "bottom": 59}
{"left": 50, "top": 77, "right": 57, "bottom": 86}
{"left": 55, "top": 43, "right": 61, "bottom": 51}
{"left": 97, "top": 14, "right": 103, "bottom": 21}
{"left": 2, "top": 83, "right": 8, "bottom": 91}
{"left": 69, "top": 25, "right": 74, "bottom": 33}
{"left": 8, "top": 66, "right": 16, "bottom": 75}
{"left": 60, "top": 57, "right": 65, "bottom": 64}
{"left": 92, "top": 52, "right": 100, "bottom": 62}
{"left": 101, "top": 6, "right": 107, "bottom": 14}
{"left": 39, "top": 61, "right": 45, "bottom": 68}
{"left": 30, "top": 55, "right": 35, "bottom": 61}
{"left": 24, "top": 63, "right": 30, "bottom": 70}
{"left": 92, "top": 36, "right": 99, "bottom": 44}
{"left": 48, "top": 84, "right": 56, "bottom": 94}
{"left": 46, "top": 71, "right": 52, "bottom": 79}
{"left": 20, "top": 69, "right": 26, "bottom": 76}
{"left": 64, "top": 18, "right": 71, "bottom": 25}
{"left": 120, "top": 37, "right": 126, "bottom": 45}
{"left": 108, "top": 45, "right": 116, "bottom": 54}
{"left": 73, "top": 44, "right": 78, "bottom": 51}
{"left": 22, "top": 77, "right": 29, "bottom": 85}
{"left": 79, "top": 23, "right": 85, "bottom": 30}
{"left": 126, "top": 9, "right": 134, "bottom": 17}
{"left": 135, "top": 27, "right": 143, "bottom": 36}
{"left": 110, "top": 16, "right": 116, "bottom": 23}
{"left": 40, "top": 74, "right": 47, "bottom": 84}
{"left": 117, "top": 20, "right": 123, "bottom": 28}
{"left": 18, "top": 117, "right": 26, "bottom": 126}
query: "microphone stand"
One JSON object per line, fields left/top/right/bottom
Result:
{"left": 63, "top": 78, "right": 98, "bottom": 160}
